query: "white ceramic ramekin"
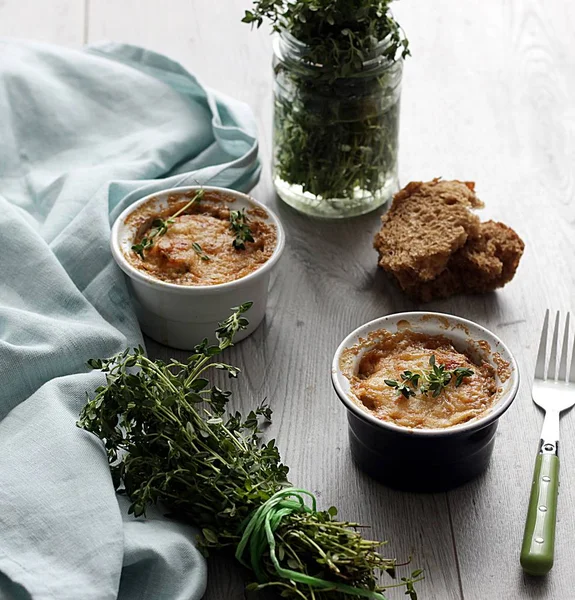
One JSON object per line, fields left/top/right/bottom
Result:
{"left": 110, "top": 186, "right": 285, "bottom": 350}
{"left": 332, "top": 312, "right": 520, "bottom": 491}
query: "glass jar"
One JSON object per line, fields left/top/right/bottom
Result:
{"left": 272, "top": 31, "right": 403, "bottom": 218}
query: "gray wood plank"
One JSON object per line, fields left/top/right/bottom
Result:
{"left": 0, "top": 0, "right": 85, "bottom": 46}
{"left": 392, "top": 0, "right": 575, "bottom": 599}
{"left": 89, "top": 0, "right": 575, "bottom": 599}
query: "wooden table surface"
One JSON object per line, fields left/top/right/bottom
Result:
{"left": 3, "top": 1, "right": 574, "bottom": 599}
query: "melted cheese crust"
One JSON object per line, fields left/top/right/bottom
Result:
{"left": 348, "top": 330, "right": 498, "bottom": 429}
{"left": 126, "top": 193, "right": 276, "bottom": 286}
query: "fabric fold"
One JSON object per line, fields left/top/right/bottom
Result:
{"left": 0, "top": 38, "right": 261, "bottom": 599}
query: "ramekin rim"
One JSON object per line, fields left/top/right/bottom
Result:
{"left": 110, "top": 185, "right": 285, "bottom": 293}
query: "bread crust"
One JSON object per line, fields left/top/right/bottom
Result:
{"left": 400, "top": 221, "right": 525, "bottom": 301}
{"left": 374, "top": 179, "right": 484, "bottom": 283}
{"left": 374, "top": 180, "right": 525, "bottom": 301}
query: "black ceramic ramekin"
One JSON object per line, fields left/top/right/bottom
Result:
{"left": 331, "top": 312, "right": 520, "bottom": 492}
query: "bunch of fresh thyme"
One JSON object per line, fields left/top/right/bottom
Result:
{"left": 245, "top": 0, "right": 409, "bottom": 205}
{"left": 385, "top": 354, "right": 474, "bottom": 399}
{"left": 79, "top": 305, "right": 421, "bottom": 599}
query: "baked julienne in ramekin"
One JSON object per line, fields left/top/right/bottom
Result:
{"left": 125, "top": 189, "right": 277, "bottom": 286}
{"left": 111, "top": 186, "right": 285, "bottom": 350}
{"left": 332, "top": 312, "right": 519, "bottom": 492}
{"left": 341, "top": 327, "right": 505, "bottom": 430}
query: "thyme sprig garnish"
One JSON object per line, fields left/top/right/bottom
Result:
{"left": 385, "top": 355, "right": 474, "bottom": 399}
{"left": 229, "top": 209, "right": 254, "bottom": 250}
{"left": 78, "top": 304, "right": 421, "bottom": 599}
{"left": 131, "top": 218, "right": 168, "bottom": 259}
{"left": 401, "top": 370, "right": 421, "bottom": 387}
{"left": 132, "top": 189, "right": 205, "bottom": 259}
{"left": 383, "top": 378, "right": 415, "bottom": 399}
{"left": 385, "top": 370, "right": 421, "bottom": 398}
{"left": 420, "top": 354, "right": 453, "bottom": 398}
{"left": 453, "top": 366, "right": 475, "bottom": 387}
{"left": 192, "top": 242, "right": 210, "bottom": 261}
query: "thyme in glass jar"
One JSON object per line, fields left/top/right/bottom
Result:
{"left": 244, "top": 1, "right": 409, "bottom": 203}
{"left": 273, "top": 84, "right": 400, "bottom": 200}
{"left": 78, "top": 304, "right": 422, "bottom": 599}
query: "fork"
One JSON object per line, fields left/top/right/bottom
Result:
{"left": 520, "top": 310, "right": 575, "bottom": 575}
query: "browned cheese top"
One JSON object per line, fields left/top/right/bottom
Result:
{"left": 342, "top": 329, "right": 499, "bottom": 429}
{"left": 125, "top": 191, "right": 277, "bottom": 286}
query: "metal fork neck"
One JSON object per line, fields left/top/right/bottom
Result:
{"left": 540, "top": 409, "right": 560, "bottom": 455}
{"left": 540, "top": 439, "right": 559, "bottom": 456}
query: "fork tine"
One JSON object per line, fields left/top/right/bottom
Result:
{"left": 535, "top": 309, "right": 550, "bottom": 379}
{"left": 548, "top": 311, "right": 560, "bottom": 380}
{"left": 558, "top": 312, "right": 570, "bottom": 381}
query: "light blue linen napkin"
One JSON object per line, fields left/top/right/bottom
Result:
{"left": 0, "top": 38, "right": 261, "bottom": 600}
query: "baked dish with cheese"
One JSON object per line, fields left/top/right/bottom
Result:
{"left": 124, "top": 190, "right": 277, "bottom": 286}
{"left": 342, "top": 329, "right": 502, "bottom": 429}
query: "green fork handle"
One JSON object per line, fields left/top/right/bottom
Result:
{"left": 520, "top": 452, "right": 559, "bottom": 576}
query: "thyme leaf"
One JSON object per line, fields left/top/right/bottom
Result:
{"left": 383, "top": 379, "right": 415, "bottom": 399}
{"left": 453, "top": 367, "right": 475, "bottom": 388}
{"left": 192, "top": 242, "right": 210, "bottom": 261}
{"left": 401, "top": 370, "right": 421, "bottom": 387}
{"left": 423, "top": 355, "right": 453, "bottom": 398}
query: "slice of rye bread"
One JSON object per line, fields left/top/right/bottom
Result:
{"left": 399, "top": 221, "right": 525, "bottom": 302}
{"left": 374, "top": 179, "right": 484, "bottom": 285}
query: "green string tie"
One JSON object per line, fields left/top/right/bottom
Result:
{"left": 235, "top": 487, "right": 386, "bottom": 600}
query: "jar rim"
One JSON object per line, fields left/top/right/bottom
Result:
{"left": 275, "top": 28, "right": 402, "bottom": 75}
